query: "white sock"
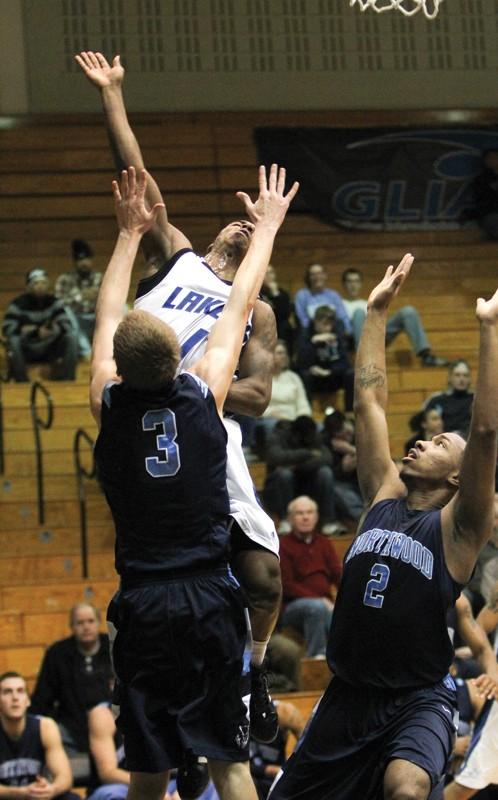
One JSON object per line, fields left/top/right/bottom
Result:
{"left": 251, "top": 639, "right": 269, "bottom": 667}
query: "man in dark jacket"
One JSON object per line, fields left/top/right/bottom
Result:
{"left": 2, "top": 269, "right": 78, "bottom": 382}
{"left": 31, "top": 603, "right": 112, "bottom": 754}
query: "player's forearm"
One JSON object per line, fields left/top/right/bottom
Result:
{"left": 470, "top": 320, "right": 498, "bottom": 435}
{"left": 101, "top": 84, "right": 145, "bottom": 171}
{"left": 225, "top": 376, "right": 270, "bottom": 416}
{"left": 49, "top": 773, "right": 72, "bottom": 796}
{"left": 100, "top": 767, "right": 130, "bottom": 785}
{"left": 354, "top": 307, "right": 388, "bottom": 412}
{"left": 95, "top": 231, "right": 141, "bottom": 325}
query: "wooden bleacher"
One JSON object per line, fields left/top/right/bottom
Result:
{"left": 0, "top": 111, "right": 494, "bottom": 712}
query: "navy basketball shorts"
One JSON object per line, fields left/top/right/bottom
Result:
{"left": 269, "top": 674, "right": 458, "bottom": 800}
{"left": 107, "top": 566, "right": 252, "bottom": 773}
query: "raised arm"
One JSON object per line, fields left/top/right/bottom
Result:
{"left": 192, "top": 165, "right": 298, "bottom": 413}
{"left": 354, "top": 255, "right": 413, "bottom": 506}
{"left": 442, "top": 288, "right": 498, "bottom": 583}
{"left": 75, "top": 51, "right": 190, "bottom": 261}
{"left": 90, "top": 168, "right": 164, "bottom": 425}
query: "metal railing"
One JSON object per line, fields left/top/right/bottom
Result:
{"left": 73, "top": 428, "right": 96, "bottom": 579}
{"left": 30, "top": 381, "right": 54, "bottom": 524}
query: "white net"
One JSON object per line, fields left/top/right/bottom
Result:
{"left": 349, "top": 0, "right": 443, "bottom": 19}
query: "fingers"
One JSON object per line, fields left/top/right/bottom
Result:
{"left": 235, "top": 191, "right": 251, "bottom": 206}
{"left": 285, "top": 180, "right": 300, "bottom": 203}
{"left": 258, "top": 164, "right": 267, "bottom": 195}
{"left": 111, "top": 179, "right": 122, "bottom": 204}
{"left": 276, "top": 165, "right": 286, "bottom": 195}
{"left": 112, "top": 55, "right": 121, "bottom": 68}
{"left": 268, "top": 163, "right": 278, "bottom": 193}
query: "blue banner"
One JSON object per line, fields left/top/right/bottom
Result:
{"left": 254, "top": 127, "right": 498, "bottom": 230}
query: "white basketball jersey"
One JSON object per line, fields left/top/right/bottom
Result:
{"left": 134, "top": 249, "right": 252, "bottom": 372}
{"left": 134, "top": 248, "right": 278, "bottom": 556}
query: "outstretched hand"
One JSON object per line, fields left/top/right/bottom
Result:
{"left": 113, "top": 167, "right": 165, "bottom": 235}
{"left": 74, "top": 51, "right": 124, "bottom": 89}
{"left": 476, "top": 286, "right": 498, "bottom": 324}
{"left": 367, "top": 253, "right": 414, "bottom": 312}
{"left": 236, "top": 164, "right": 299, "bottom": 232}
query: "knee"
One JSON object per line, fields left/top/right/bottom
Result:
{"left": 400, "top": 304, "right": 417, "bottom": 319}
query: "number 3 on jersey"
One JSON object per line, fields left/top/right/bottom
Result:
{"left": 363, "top": 563, "right": 390, "bottom": 609}
{"left": 142, "top": 408, "right": 181, "bottom": 478}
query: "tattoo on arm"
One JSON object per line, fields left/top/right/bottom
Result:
{"left": 358, "top": 364, "right": 386, "bottom": 389}
{"left": 488, "top": 588, "right": 498, "bottom": 614}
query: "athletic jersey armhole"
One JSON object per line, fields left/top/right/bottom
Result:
{"left": 102, "top": 380, "right": 120, "bottom": 409}
{"left": 180, "top": 369, "right": 209, "bottom": 398}
{"left": 135, "top": 248, "right": 194, "bottom": 300}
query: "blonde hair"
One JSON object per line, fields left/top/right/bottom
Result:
{"left": 113, "top": 310, "right": 180, "bottom": 391}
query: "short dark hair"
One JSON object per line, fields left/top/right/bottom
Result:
{"left": 113, "top": 310, "right": 180, "bottom": 391}
{"left": 342, "top": 268, "right": 362, "bottom": 283}
{"left": 0, "top": 672, "right": 25, "bottom": 688}
{"left": 313, "top": 305, "right": 335, "bottom": 323}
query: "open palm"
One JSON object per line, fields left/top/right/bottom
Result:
{"left": 75, "top": 51, "right": 124, "bottom": 88}
{"left": 367, "top": 254, "right": 414, "bottom": 311}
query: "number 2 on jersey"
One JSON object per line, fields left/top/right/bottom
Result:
{"left": 363, "top": 563, "right": 390, "bottom": 609}
{"left": 142, "top": 408, "right": 181, "bottom": 478}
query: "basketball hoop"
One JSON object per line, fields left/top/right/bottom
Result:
{"left": 349, "top": 0, "right": 443, "bottom": 19}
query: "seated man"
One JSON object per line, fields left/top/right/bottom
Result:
{"left": 321, "top": 411, "right": 364, "bottom": 522}
{"left": 263, "top": 416, "right": 346, "bottom": 536}
{"left": 261, "top": 266, "right": 294, "bottom": 355}
{"left": 55, "top": 239, "right": 102, "bottom": 359}
{"left": 2, "top": 269, "right": 78, "bottom": 382}
{"left": 0, "top": 671, "right": 75, "bottom": 800}
{"left": 423, "top": 360, "right": 474, "bottom": 437}
{"left": 341, "top": 267, "right": 448, "bottom": 366}
{"left": 31, "top": 603, "right": 112, "bottom": 755}
{"left": 279, "top": 496, "right": 342, "bottom": 657}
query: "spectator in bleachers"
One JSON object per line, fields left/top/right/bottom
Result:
{"left": 321, "top": 411, "right": 364, "bottom": 522}
{"left": 263, "top": 416, "right": 346, "bottom": 536}
{"left": 294, "top": 263, "right": 351, "bottom": 334}
{"left": 296, "top": 305, "right": 354, "bottom": 411}
{"left": 266, "top": 633, "right": 302, "bottom": 693}
{"left": 0, "top": 671, "right": 76, "bottom": 800}
{"left": 249, "top": 700, "right": 305, "bottom": 800}
{"left": 2, "top": 269, "right": 78, "bottom": 382}
{"left": 279, "top": 496, "right": 342, "bottom": 657}
{"left": 404, "top": 407, "right": 444, "bottom": 455}
{"left": 423, "top": 359, "right": 474, "bottom": 437}
{"left": 469, "top": 148, "right": 498, "bottom": 240}
{"left": 31, "top": 604, "right": 112, "bottom": 756}
{"left": 253, "top": 340, "right": 311, "bottom": 457}
{"left": 55, "top": 240, "right": 102, "bottom": 359}
{"left": 341, "top": 267, "right": 448, "bottom": 367}
{"left": 261, "top": 265, "right": 294, "bottom": 354}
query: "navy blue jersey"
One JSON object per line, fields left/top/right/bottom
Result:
{"left": 94, "top": 372, "right": 230, "bottom": 578}
{"left": 327, "top": 498, "right": 462, "bottom": 688}
{"left": 0, "top": 715, "right": 44, "bottom": 786}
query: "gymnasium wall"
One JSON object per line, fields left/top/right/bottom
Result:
{"left": 0, "top": 0, "right": 496, "bottom": 115}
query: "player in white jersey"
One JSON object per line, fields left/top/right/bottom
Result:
{"left": 77, "top": 50, "right": 291, "bottom": 745}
